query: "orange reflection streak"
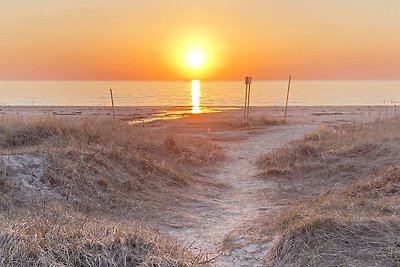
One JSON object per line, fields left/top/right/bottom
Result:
{"left": 191, "top": 80, "right": 201, "bottom": 114}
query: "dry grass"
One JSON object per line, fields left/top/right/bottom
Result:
{"left": 258, "top": 116, "right": 400, "bottom": 266}
{"left": 268, "top": 219, "right": 400, "bottom": 267}
{"left": 0, "top": 115, "right": 223, "bottom": 265}
{"left": 0, "top": 210, "right": 207, "bottom": 266}
{"left": 0, "top": 116, "right": 223, "bottom": 213}
{"left": 0, "top": 116, "right": 223, "bottom": 165}
{"left": 218, "top": 115, "right": 282, "bottom": 129}
{"left": 267, "top": 166, "right": 400, "bottom": 266}
{"left": 258, "top": 117, "right": 400, "bottom": 196}
{"left": 162, "top": 134, "right": 224, "bottom": 166}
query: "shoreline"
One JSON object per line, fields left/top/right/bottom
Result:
{"left": 1, "top": 105, "right": 398, "bottom": 126}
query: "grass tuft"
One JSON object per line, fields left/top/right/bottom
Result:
{"left": 0, "top": 115, "right": 221, "bottom": 265}
{"left": 260, "top": 116, "right": 400, "bottom": 266}
{"left": 258, "top": 117, "right": 400, "bottom": 196}
{"left": 0, "top": 116, "right": 224, "bottom": 214}
{"left": 268, "top": 219, "right": 400, "bottom": 267}
{"left": 220, "top": 115, "right": 283, "bottom": 129}
{"left": 0, "top": 212, "right": 204, "bottom": 266}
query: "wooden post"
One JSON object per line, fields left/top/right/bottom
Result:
{"left": 247, "top": 83, "right": 251, "bottom": 119}
{"left": 244, "top": 77, "right": 249, "bottom": 120}
{"left": 244, "top": 83, "right": 248, "bottom": 119}
{"left": 244, "top": 76, "right": 253, "bottom": 120}
{"left": 284, "top": 75, "right": 291, "bottom": 121}
{"left": 110, "top": 89, "right": 116, "bottom": 119}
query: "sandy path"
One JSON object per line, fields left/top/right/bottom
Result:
{"left": 167, "top": 123, "right": 317, "bottom": 266}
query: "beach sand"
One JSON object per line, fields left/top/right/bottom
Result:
{"left": 0, "top": 105, "right": 396, "bottom": 125}
{"left": 1, "top": 105, "right": 398, "bottom": 266}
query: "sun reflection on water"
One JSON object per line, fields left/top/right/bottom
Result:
{"left": 191, "top": 80, "right": 202, "bottom": 114}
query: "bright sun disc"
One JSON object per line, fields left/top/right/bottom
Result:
{"left": 186, "top": 50, "right": 205, "bottom": 69}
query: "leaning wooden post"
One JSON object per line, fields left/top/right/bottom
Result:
{"left": 284, "top": 75, "right": 291, "bottom": 121}
{"left": 110, "top": 89, "right": 116, "bottom": 119}
{"left": 246, "top": 76, "right": 253, "bottom": 119}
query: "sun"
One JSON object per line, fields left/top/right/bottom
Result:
{"left": 186, "top": 49, "right": 205, "bottom": 69}
{"left": 163, "top": 30, "right": 225, "bottom": 79}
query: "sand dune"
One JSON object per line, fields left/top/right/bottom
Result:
{"left": 0, "top": 105, "right": 399, "bottom": 266}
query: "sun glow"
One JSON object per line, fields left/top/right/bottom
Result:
{"left": 164, "top": 29, "right": 225, "bottom": 79}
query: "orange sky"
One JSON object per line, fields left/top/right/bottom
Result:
{"left": 1, "top": 1, "right": 399, "bottom": 80}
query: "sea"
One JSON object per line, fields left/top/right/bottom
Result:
{"left": 0, "top": 80, "right": 399, "bottom": 107}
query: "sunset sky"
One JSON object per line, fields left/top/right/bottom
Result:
{"left": 1, "top": 1, "right": 399, "bottom": 80}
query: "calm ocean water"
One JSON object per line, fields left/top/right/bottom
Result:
{"left": 0, "top": 80, "right": 399, "bottom": 107}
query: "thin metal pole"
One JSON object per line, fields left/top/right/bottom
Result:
{"left": 284, "top": 75, "right": 291, "bottom": 121}
{"left": 247, "top": 83, "right": 251, "bottom": 119}
{"left": 110, "top": 89, "right": 116, "bottom": 119}
{"left": 244, "top": 84, "right": 248, "bottom": 119}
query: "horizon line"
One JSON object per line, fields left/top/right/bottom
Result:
{"left": 1, "top": 78, "right": 400, "bottom": 82}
